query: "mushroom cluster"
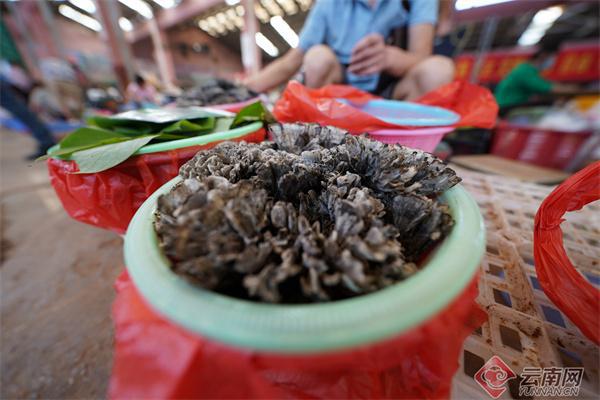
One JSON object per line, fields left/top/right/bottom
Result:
{"left": 177, "top": 78, "right": 258, "bottom": 107}
{"left": 155, "top": 123, "right": 461, "bottom": 303}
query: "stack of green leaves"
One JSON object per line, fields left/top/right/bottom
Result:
{"left": 43, "top": 102, "right": 274, "bottom": 173}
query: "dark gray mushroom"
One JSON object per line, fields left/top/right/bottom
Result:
{"left": 177, "top": 78, "right": 258, "bottom": 107}
{"left": 155, "top": 123, "right": 460, "bottom": 303}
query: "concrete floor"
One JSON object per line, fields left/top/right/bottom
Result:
{"left": 1, "top": 129, "right": 122, "bottom": 398}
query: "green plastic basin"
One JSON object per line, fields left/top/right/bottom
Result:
{"left": 124, "top": 177, "right": 485, "bottom": 353}
{"left": 48, "top": 121, "right": 264, "bottom": 159}
{"left": 133, "top": 121, "right": 263, "bottom": 155}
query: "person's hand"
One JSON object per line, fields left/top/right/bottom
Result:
{"left": 348, "top": 33, "right": 388, "bottom": 75}
{"left": 436, "top": 18, "right": 453, "bottom": 37}
{"left": 242, "top": 75, "right": 260, "bottom": 92}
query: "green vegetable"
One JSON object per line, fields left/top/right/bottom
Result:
{"left": 231, "top": 101, "right": 276, "bottom": 129}
{"left": 44, "top": 103, "right": 275, "bottom": 173}
{"left": 100, "top": 124, "right": 156, "bottom": 136}
{"left": 40, "top": 127, "right": 132, "bottom": 160}
{"left": 72, "top": 135, "right": 158, "bottom": 173}
{"left": 89, "top": 107, "right": 224, "bottom": 128}
{"left": 213, "top": 117, "right": 234, "bottom": 132}
{"left": 161, "top": 117, "right": 215, "bottom": 134}
{"left": 59, "top": 127, "right": 128, "bottom": 148}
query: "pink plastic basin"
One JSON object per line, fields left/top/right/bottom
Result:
{"left": 369, "top": 126, "right": 454, "bottom": 152}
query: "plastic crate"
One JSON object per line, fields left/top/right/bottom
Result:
{"left": 491, "top": 122, "right": 592, "bottom": 170}
{"left": 451, "top": 167, "right": 599, "bottom": 400}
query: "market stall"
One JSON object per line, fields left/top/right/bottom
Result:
{"left": 1, "top": 0, "right": 599, "bottom": 399}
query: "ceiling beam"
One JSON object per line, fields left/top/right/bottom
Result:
{"left": 455, "top": 0, "right": 561, "bottom": 22}
{"left": 128, "top": 0, "right": 223, "bottom": 42}
{"left": 97, "top": 0, "right": 136, "bottom": 89}
{"left": 240, "top": 0, "right": 261, "bottom": 74}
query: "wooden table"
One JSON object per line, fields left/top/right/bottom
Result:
{"left": 451, "top": 154, "right": 570, "bottom": 184}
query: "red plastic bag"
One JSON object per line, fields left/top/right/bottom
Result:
{"left": 534, "top": 161, "right": 600, "bottom": 344}
{"left": 273, "top": 80, "right": 498, "bottom": 133}
{"left": 47, "top": 129, "right": 265, "bottom": 234}
{"left": 109, "top": 271, "right": 485, "bottom": 399}
{"left": 416, "top": 80, "right": 498, "bottom": 129}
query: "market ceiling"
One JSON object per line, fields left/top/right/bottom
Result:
{"left": 48, "top": 0, "right": 312, "bottom": 62}
{"left": 47, "top": 0, "right": 599, "bottom": 60}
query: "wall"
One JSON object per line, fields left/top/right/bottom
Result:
{"left": 131, "top": 36, "right": 154, "bottom": 62}
{"left": 53, "top": 19, "right": 244, "bottom": 84}
{"left": 55, "top": 19, "right": 115, "bottom": 83}
{"left": 56, "top": 19, "right": 110, "bottom": 58}
{"left": 2, "top": 5, "right": 106, "bottom": 78}
{"left": 166, "top": 26, "right": 243, "bottom": 81}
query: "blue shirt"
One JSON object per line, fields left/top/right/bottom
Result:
{"left": 298, "top": 0, "right": 438, "bottom": 91}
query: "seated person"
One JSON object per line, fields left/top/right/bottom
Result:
{"left": 495, "top": 42, "right": 580, "bottom": 115}
{"left": 245, "top": 0, "right": 455, "bottom": 100}
{"left": 29, "top": 81, "right": 67, "bottom": 120}
{"left": 126, "top": 74, "right": 158, "bottom": 107}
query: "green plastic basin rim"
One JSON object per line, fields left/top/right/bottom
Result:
{"left": 124, "top": 177, "right": 485, "bottom": 353}
{"left": 48, "top": 121, "right": 263, "bottom": 159}
{"left": 133, "top": 121, "right": 263, "bottom": 155}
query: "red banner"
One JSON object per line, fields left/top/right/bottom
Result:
{"left": 546, "top": 43, "right": 600, "bottom": 81}
{"left": 455, "top": 50, "right": 532, "bottom": 83}
{"left": 454, "top": 55, "right": 474, "bottom": 80}
{"left": 454, "top": 41, "right": 600, "bottom": 83}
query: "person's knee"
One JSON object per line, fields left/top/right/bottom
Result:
{"left": 303, "top": 45, "right": 339, "bottom": 87}
{"left": 393, "top": 56, "right": 455, "bottom": 100}
{"left": 414, "top": 55, "right": 455, "bottom": 90}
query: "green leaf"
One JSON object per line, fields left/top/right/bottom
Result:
{"left": 71, "top": 135, "right": 158, "bottom": 173}
{"left": 44, "top": 140, "right": 123, "bottom": 160}
{"left": 213, "top": 117, "right": 234, "bottom": 132}
{"left": 89, "top": 107, "right": 224, "bottom": 130}
{"left": 161, "top": 117, "right": 215, "bottom": 134}
{"left": 109, "top": 124, "right": 156, "bottom": 136}
{"left": 231, "top": 101, "right": 276, "bottom": 129}
{"left": 156, "top": 116, "right": 236, "bottom": 141}
{"left": 58, "top": 127, "right": 128, "bottom": 149}
{"left": 42, "top": 127, "right": 132, "bottom": 160}
{"left": 88, "top": 116, "right": 159, "bottom": 135}
{"left": 45, "top": 107, "right": 246, "bottom": 166}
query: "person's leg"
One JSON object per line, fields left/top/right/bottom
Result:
{"left": 391, "top": 55, "right": 455, "bottom": 101}
{"left": 0, "top": 81, "right": 56, "bottom": 156}
{"left": 302, "top": 45, "right": 344, "bottom": 88}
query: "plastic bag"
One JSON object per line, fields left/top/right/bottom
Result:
{"left": 273, "top": 80, "right": 498, "bottom": 133}
{"left": 109, "top": 271, "right": 485, "bottom": 399}
{"left": 534, "top": 161, "right": 600, "bottom": 344}
{"left": 416, "top": 80, "right": 498, "bottom": 129}
{"left": 47, "top": 129, "right": 265, "bottom": 234}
